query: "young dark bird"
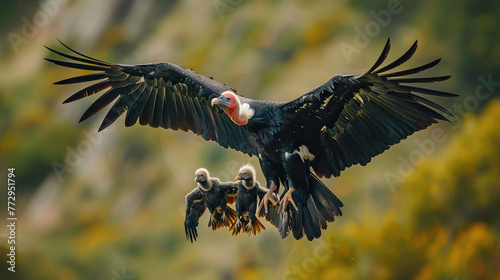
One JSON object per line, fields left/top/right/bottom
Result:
{"left": 184, "top": 168, "right": 238, "bottom": 242}
{"left": 230, "top": 164, "right": 279, "bottom": 236}
{"left": 46, "top": 39, "right": 456, "bottom": 241}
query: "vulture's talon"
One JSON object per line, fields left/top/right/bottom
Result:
{"left": 245, "top": 221, "right": 252, "bottom": 232}
{"left": 280, "top": 187, "right": 298, "bottom": 212}
{"left": 258, "top": 189, "right": 278, "bottom": 214}
{"left": 234, "top": 218, "right": 242, "bottom": 230}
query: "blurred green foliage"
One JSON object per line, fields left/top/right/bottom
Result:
{"left": 0, "top": 0, "right": 499, "bottom": 279}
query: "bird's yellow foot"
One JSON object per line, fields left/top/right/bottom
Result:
{"left": 230, "top": 218, "right": 243, "bottom": 235}
{"left": 245, "top": 221, "right": 252, "bottom": 233}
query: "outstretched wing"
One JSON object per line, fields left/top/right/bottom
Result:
{"left": 282, "top": 39, "right": 457, "bottom": 178}
{"left": 45, "top": 41, "right": 258, "bottom": 156}
{"left": 184, "top": 188, "right": 206, "bottom": 243}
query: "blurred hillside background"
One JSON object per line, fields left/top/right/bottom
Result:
{"left": 1, "top": 0, "right": 499, "bottom": 279}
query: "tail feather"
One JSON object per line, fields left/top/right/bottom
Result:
{"left": 251, "top": 217, "right": 266, "bottom": 235}
{"left": 209, "top": 215, "right": 224, "bottom": 230}
{"left": 291, "top": 206, "right": 304, "bottom": 240}
{"left": 225, "top": 207, "right": 237, "bottom": 226}
{"left": 280, "top": 173, "right": 344, "bottom": 241}
{"left": 310, "top": 174, "right": 343, "bottom": 217}
{"left": 208, "top": 213, "right": 217, "bottom": 230}
{"left": 310, "top": 189, "right": 336, "bottom": 223}
{"left": 290, "top": 189, "right": 307, "bottom": 240}
{"left": 208, "top": 206, "right": 237, "bottom": 230}
{"left": 302, "top": 201, "right": 322, "bottom": 241}
{"left": 305, "top": 197, "right": 323, "bottom": 238}
{"left": 279, "top": 211, "right": 290, "bottom": 239}
{"left": 307, "top": 190, "right": 329, "bottom": 230}
{"left": 230, "top": 214, "right": 266, "bottom": 236}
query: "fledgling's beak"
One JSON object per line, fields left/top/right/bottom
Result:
{"left": 195, "top": 175, "right": 201, "bottom": 183}
{"left": 211, "top": 98, "right": 219, "bottom": 106}
{"left": 235, "top": 175, "right": 240, "bottom": 181}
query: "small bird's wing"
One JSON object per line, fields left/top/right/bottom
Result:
{"left": 282, "top": 39, "right": 457, "bottom": 178}
{"left": 219, "top": 181, "right": 239, "bottom": 205}
{"left": 184, "top": 188, "right": 206, "bottom": 243}
{"left": 45, "top": 41, "right": 259, "bottom": 156}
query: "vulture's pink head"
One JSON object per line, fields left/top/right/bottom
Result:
{"left": 211, "top": 91, "right": 254, "bottom": 126}
{"left": 211, "top": 91, "right": 238, "bottom": 109}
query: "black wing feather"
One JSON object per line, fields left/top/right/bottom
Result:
{"left": 184, "top": 188, "right": 206, "bottom": 243}
{"left": 381, "top": 58, "right": 442, "bottom": 78}
{"left": 282, "top": 38, "right": 457, "bottom": 178}
{"left": 54, "top": 73, "right": 108, "bottom": 85}
{"left": 139, "top": 88, "right": 157, "bottom": 126}
{"left": 44, "top": 45, "right": 111, "bottom": 67}
{"left": 44, "top": 58, "right": 109, "bottom": 71}
{"left": 99, "top": 83, "right": 145, "bottom": 132}
{"left": 79, "top": 88, "right": 121, "bottom": 122}
{"left": 46, "top": 41, "right": 258, "bottom": 156}
{"left": 125, "top": 86, "right": 152, "bottom": 127}
{"left": 63, "top": 80, "right": 111, "bottom": 103}
{"left": 360, "top": 38, "right": 391, "bottom": 77}
{"left": 372, "top": 40, "right": 418, "bottom": 74}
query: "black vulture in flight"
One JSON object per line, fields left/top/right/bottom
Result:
{"left": 46, "top": 39, "right": 456, "bottom": 241}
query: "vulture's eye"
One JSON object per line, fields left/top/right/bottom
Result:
{"left": 226, "top": 97, "right": 231, "bottom": 101}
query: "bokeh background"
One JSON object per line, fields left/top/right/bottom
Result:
{"left": 1, "top": 0, "right": 500, "bottom": 279}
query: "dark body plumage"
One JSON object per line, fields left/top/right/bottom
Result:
{"left": 230, "top": 180, "right": 266, "bottom": 235}
{"left": 46, "top": 39, "right": 456, "bottom": 241}
{"left": 184, "top": 169, "right": 238, "bottom": 242}
{"left": 200, "top": 180, "right": 238, "bottom": 217}
{"left": 230, "top": 165, "right": 279, "bottom": 235}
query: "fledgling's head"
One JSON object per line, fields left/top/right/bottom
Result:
{"left": 194, "top": 168, "right": 210, "bottom": 183}
{"left": 235, "top": 164, "right": 256, "bottom": 181}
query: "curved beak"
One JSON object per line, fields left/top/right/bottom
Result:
{"left": 235, "top": 176, "right": 240, "bottom": 181}
{"left": 194, "top": 177, "right": 198, "bottom": 183}
{"left": 211, "top": 98, "right": 219, "bottom": 106}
